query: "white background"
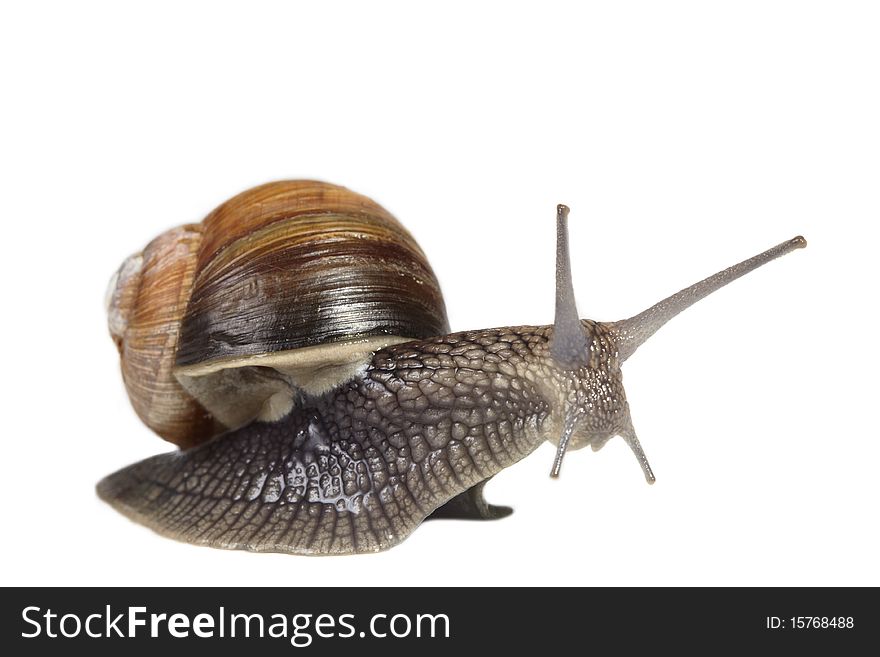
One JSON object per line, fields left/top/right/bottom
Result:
{"left": 1, "top": 1, "right": 877, "bottom": 587}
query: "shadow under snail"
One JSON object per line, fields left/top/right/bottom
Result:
{"left": 100, "top": 180, "right": 806, "bottom": 555}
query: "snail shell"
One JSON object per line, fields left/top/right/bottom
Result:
{"left": 106, "top": 181, "right": 449, "bottom": 448}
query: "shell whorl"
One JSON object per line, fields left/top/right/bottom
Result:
{"left": 106, "top": 224, "right": 216, "bottom": 448}
{"left": 176, "top": 180, "right": 449, "bottom": 367}
{"left": 106, "top": 181, "right": 449, "bottom": 448}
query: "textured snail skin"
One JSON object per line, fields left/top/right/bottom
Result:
{"left": 98, "top": 322, "right": 624, "bottom": 554}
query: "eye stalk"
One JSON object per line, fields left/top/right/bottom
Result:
{"left": 612, "top": 235, "right": 808, "bottom": 362}
{"left": 547, "top": 204, "right": 806, "bottom": 482}
{"left": 549, "top": 204, "right": 591, "bottom": 370}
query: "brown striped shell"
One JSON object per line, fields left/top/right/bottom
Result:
{"left": 106, "top": 181, "right": 449, "bottom": 448}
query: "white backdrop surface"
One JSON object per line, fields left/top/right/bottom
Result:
{"left": 1, "top": 1, "right": 877, "bottom": 586}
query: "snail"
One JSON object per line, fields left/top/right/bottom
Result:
{"left": 99, "top": 180, "right": 806, "bottom": 555}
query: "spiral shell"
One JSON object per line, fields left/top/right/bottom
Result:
{"left": 106, "top": 224, "right": 216, "bottom": 448}
{"left": 107, "top": 181, "right": 449, "bottom": 448}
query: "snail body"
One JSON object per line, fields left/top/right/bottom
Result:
{"left": 100, "top": 181, "right": 806, "bottom": 555}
